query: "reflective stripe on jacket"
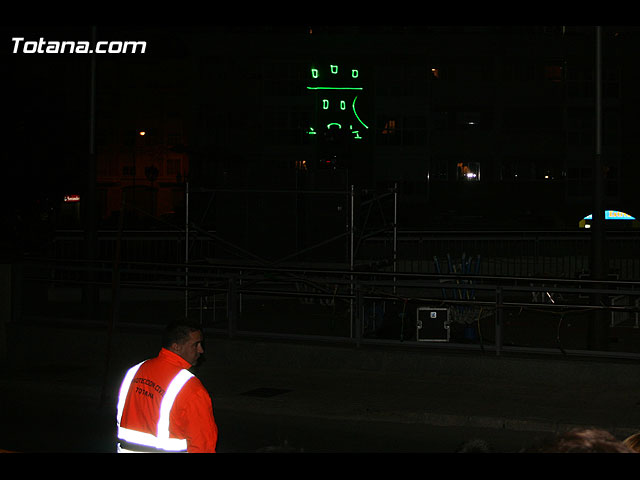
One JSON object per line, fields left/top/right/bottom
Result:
{"left": 116, "top": 357, "right": 194, "bottom": 453}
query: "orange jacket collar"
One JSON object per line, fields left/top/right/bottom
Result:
{"left": 158, "top": 347, "right": 192, "bottom": 369}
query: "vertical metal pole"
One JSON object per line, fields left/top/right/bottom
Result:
{"left": 89, "top": 26, "right": 96, "bottom": 167}
{"left": 355, "top": 288, "right": 362, "bottom": 347}
{"left": 228, "top": 277, "right": 237, "bottom": 338}
{"left": 86, "top": 25, "right": 98, "bottom": 320}
{"left": 393, "top": 182, "right": 398, "bottom": 295}
{"left": 593, "top": 25, "right": 603, "bottom": 273}
{"left": 350, "top": 184, "right": 354, "bottom": 339}
{"left": 350, "top": 185, "right": 354, "bottom": 271}
{"left": 185, "top": 181, "right": 189, "bottom": 319}
{"left": 590, "top": 26, "right": 607, "bottom": 350}
{"left": 595, "top": 25, "right": 603, "bottom": 189}
{"left": 495, "top": 286, "right": 503, "bottom": 356}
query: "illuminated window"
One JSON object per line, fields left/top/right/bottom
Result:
{"left": 457, "top": 111, "right": 482, "bottom": 128}
{"left": 456, "top": 162, "right": 480, "bottom": 181}
{"left": 544, "top": 64, "right": 563, "bottom": 82}
{"left": 377, "top": 117, "right": 400, "bottom": 145}
{"left": 541, "top": 169, "right": 554, "bottom": 180}
{"left": 381, "top": 119, "right": 397, "bottom": 135}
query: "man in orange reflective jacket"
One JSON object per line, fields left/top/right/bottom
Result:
{"left": 116, "top": 321, "right": 218, "bottom": 453}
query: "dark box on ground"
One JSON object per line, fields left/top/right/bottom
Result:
{"left": 416, "top": 307, "right": 450, "bottom": 342}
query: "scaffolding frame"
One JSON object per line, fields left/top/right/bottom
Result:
{"left": 183, "top": 182, "right": 398, "bottom": 335}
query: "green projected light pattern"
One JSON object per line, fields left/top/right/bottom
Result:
{"left": 307, "top": 64, "right": 369, "bottom": 140}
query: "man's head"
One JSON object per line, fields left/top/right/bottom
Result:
{"left": 162, "top": 320, "right": 204, "bottom": 367}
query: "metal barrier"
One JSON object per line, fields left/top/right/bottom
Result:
{"left": 47, "top": 229, "right": 640, "bottom": 281}
{"left": 14, "top": 256, "right": 640, "bottom": 360}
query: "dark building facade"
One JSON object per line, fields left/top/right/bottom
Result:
{"left": 10, "top": 26, "right": 638, "bottom": 256}
{"left": 179, "top": 26, "right": 637, "bottom": 238}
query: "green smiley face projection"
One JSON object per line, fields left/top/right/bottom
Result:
{"left": 307, "top": 63, "right": 369, "bottom": 141}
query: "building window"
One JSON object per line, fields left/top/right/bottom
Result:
{"left": 263, "top": 61, "right": 307, "bottom": 96}
{"left": 456, "top": 162, "right": 480, "bottom": 181}
{"left": 567, "top": 107, "right": 595, "bottom": 147}
{"left": 544, "top": 64, "right": 564, "bottom": 82}
{"left": 433, "top": 108, "right": 491, "bottom": 131}
{"left": 264, "top": 107, "right": 311, "bottom": 145}
{"left": 500, "top": 158, "right": 536, "bottom": 181}
{"left": 504, "top": 62, "right": 536, "bottom": 82}
{"left": 458, "top": 61, "right": 494, "bottom": 83}
{"left": 381, "top": 119, "right": 397, "bottom": 135}
{"left": 403, "top": 115, "right": 427, "bottom": 145}
{"left": 456, "top": 111, "right": 488, "bottom": 129}
{"left": 567, "top": 65, "right": 595, "bottom": 98}
{"left": 377, "top": 117, "right": 401, "bottom": 145}
{"left": 430, "top": 157, "right": 449, "bottom": 181}
{"left": 503, "top": 107, "right": 563, "bottom": 131}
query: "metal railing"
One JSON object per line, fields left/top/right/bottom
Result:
{"left": 46, "top": 229, "right": 640, "bottom": 281}
{"left": 15, "top": 255, "right": 640, "bottom": 360}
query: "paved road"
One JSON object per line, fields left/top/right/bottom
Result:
{"left": 2, "top": 324, "right": 640, "bottom": 453}
{"left": 0, "top": 386, "right": 547, "bottom": 453}
{"left": 0, "top": 360, "right": 633, "bottom": 454}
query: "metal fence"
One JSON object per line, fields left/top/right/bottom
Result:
{"left": 15, "top": 248, "right": 640, "bottom": 360}
{"left": 46, "top": 229, "right": 640, "bottom": 280}
{"left": 362, "top": 230, "right": 640, "bottom": 280}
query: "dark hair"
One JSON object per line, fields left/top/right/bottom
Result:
{"left": 162, "top": 320, "right": 202, "bottom": 349}
{"left": 623, "top": 432, "right": 640, "bottom": 453}
{"left": 527, "top": 428, "right": 635, "bottom": 453}
{"left": 455, "top": 439, "right": 492, "bottom": 453}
